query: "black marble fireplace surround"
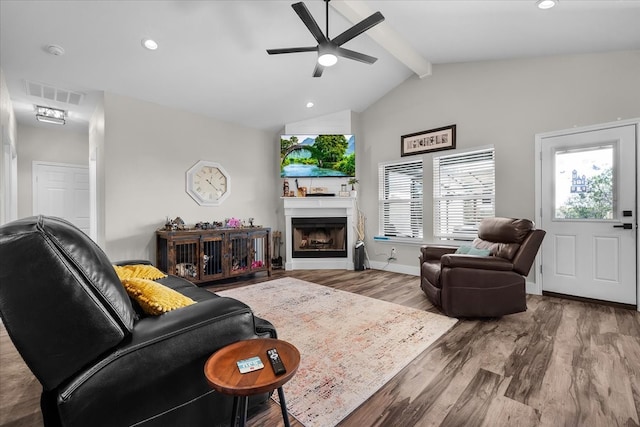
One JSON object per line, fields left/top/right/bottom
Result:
{"left": 291, "top": 217, "right": 347, "bottom": 258}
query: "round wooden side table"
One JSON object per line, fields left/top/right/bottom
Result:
{"left": 204, "top": 338, "right": 300, "bottom": 427}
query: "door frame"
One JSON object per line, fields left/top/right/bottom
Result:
{"left": 534, "top": 118, "right": 639, "bottom": 312}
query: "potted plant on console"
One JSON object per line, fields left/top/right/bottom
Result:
{"left": 348, "top": 178, "right": 359, "bottom": 198}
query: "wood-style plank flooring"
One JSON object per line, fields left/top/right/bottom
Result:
{"left": 2, "top": 269, "right": 639, "bottom": 426}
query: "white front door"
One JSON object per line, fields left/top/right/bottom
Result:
{"left": 539, "top": 123, "right": 636, "bottom": 305}
{"left": 33, "top": 162, "right": 90, "bottom": 235}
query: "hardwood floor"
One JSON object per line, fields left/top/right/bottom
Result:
{"left": 1, "top": 269, "right": 639, "bottom": 426}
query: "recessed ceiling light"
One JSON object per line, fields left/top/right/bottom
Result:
{"left": 306, "top": 102, "right": 314, "bottom": 108}
{"left": 536, "top": 0, "right": 558, "bottom": 10}
{"left": 141, "top": 38, "right": 158, "bottom": 50}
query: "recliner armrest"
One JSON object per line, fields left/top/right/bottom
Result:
{"left": 420, "top": 245, "right": 457, "bottom": 261}
{"left": 57, "top": 296, "right": 267, "bottom": 426}
{"left": 441, "top": 254, "right": 514, "bottom": 271}
{"left": 113, "top": 259, "right": 153, "bottom": 266}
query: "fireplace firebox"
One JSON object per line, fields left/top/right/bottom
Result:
{"left": 291, "top": 217, "right": 347, "bottom": 258}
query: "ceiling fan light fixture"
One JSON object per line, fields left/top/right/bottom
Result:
{"left": 318, "top": 52, "right": 338, "bottom": 67}
{"left": 536, "top": 0, "right": 558, "bottom": 9}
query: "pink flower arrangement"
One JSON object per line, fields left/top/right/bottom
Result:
{"left": 226, "top": 217, "right": 242, "bottom": 228}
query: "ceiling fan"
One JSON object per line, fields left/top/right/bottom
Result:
{"left": 266, "top": 0, "right": 385, "bottom": 77}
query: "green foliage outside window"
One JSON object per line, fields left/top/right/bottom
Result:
{"left": 558, "top": 167, "right": 613, "bottom": 219}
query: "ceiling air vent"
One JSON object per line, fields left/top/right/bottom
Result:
{"left": 25, "top": 80, "right": 85, "bottom": 106}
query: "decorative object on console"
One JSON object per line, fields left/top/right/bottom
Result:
{"left": 308, "top": 186, "right": 329, "bottom": 194}
{"left": 185, "top": 160, "right": 230, "bottom": 206}
{"left": 164, "top": 216, "right": 186, "bottom": 230}
{"left": 195, "top": 221, "right": 219, "bottom": 230}
{"left": 401, "top": 124, "right": 456, "bottom": 157}
{"left": 348, "top": 177, "right": 359, "bottom": 197}
{"left": 226, "top": 217, "right": 242, "bottom": 228}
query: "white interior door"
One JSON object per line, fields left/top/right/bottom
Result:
{"left": 539, "top": 123, "right": 636, "bottom": 305}
{"left": 33, "top": 162, "right": 90, "bottom": 234}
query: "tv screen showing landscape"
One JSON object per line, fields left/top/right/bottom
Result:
{"left": 280, "top": 134, "right": 355, "bottom": 178}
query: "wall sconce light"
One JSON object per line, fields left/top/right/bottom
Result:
{"left": 35, "top": 105, "right": 66, "bottom": 125}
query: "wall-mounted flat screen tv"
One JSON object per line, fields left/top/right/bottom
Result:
{"left": 280, "top": 134, "right": 355, "bottom": 178}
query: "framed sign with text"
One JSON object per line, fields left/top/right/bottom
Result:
{"left": 401, "top": 124, "right": 456, "bottom": 156}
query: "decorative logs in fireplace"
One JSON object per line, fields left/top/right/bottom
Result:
{"left": 291, "top": 217, "right": 347, "bottom": 258}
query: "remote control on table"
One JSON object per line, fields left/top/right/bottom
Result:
{"left": 267, "top": 348, "right": 286, "bottom": 375}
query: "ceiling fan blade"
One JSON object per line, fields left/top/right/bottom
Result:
{"left": 331, "top": 11, "right": 384, "bottom": 46}
{"left": 312, "top": 62, "right": 325, "bottom": 78}
{"left": 267, "top": 46, "right": 318, "bottom": 55}
{"left": 336, "top": 46, "right": 377, "bottom": 64}
{"left": 292, "top": 2, "right": 328, "bottom": 45}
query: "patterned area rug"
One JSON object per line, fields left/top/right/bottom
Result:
{"left": 217, "top": 277, "right": 458, "bottom": 427}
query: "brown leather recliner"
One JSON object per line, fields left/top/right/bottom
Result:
{"left": 420, "top": 217, "right": 545, "bottom": 318}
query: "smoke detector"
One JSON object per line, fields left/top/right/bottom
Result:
{"left": 45, "top": 44, "right": 65, "bottom": 56}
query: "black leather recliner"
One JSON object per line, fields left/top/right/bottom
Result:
{"left": 0, "top": 215, "right": 276, "bottom": 427}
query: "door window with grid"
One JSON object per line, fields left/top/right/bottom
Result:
{"left": 433, "top": 147, "right": 495, "bottom": 240}
{"left": 378, "top": 159, "right": 423, "bottom": 239}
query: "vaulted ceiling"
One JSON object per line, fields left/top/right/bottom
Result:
{"left": 1, "top": 0, "right": 639, "bottom": 133}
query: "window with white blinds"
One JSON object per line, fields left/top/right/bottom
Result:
{"left": 378, "top": 159, "right": 423, "bottom": 239}
{"left": 433, "top": 147, "right": 495, "bottom": 240}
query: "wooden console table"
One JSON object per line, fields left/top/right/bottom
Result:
{"left": 156, "top": 227, "right": 271, "bottom": 284}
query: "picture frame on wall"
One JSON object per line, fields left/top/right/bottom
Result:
{"left": 401, "top": 124, "right": 456, "bottom": 156}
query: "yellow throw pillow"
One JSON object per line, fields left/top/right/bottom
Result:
{"left": 122, "top": 278, "right": 195, "bottom": 315}
{"left": 114, "top": 264, "right": 168, "bottom": 281}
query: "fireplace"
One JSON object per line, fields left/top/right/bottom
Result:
{"left": 283, "top": 197, "right": 355, "bottom": 270}
{"left": 291, "top": 217, "right": 347, "bottom": 258}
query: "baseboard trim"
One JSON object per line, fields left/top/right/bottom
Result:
{"left": 368, "top": 261, "right": 419, "bottom": 276}
{"left": 542, "top": 291, "right": 637, "bottom": 311}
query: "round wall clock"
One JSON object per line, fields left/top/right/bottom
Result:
{"left": 185, "top": 160, "right": 231, "bottom": 206}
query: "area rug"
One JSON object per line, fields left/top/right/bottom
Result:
{"left": 217, "top": 277, "right": 458, "bottom": 427}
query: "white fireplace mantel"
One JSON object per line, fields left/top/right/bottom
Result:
{"left": 283, "top": 197, "right": 355, "bottom": 270}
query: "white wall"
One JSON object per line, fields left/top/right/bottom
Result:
{"left": 101, "top": 92, "right": 279, "bottom": 262}
{"left": 0, "top": 68, "right": 18, "bottom": 225}
{"left": 359, "top": 50, "right": 640, "bottom": 272}
{"left": 15, "top": 124, "right": 88, "bottom": 218}
{"left": 89, "top": 95, "right": 105, "bottom": 244}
